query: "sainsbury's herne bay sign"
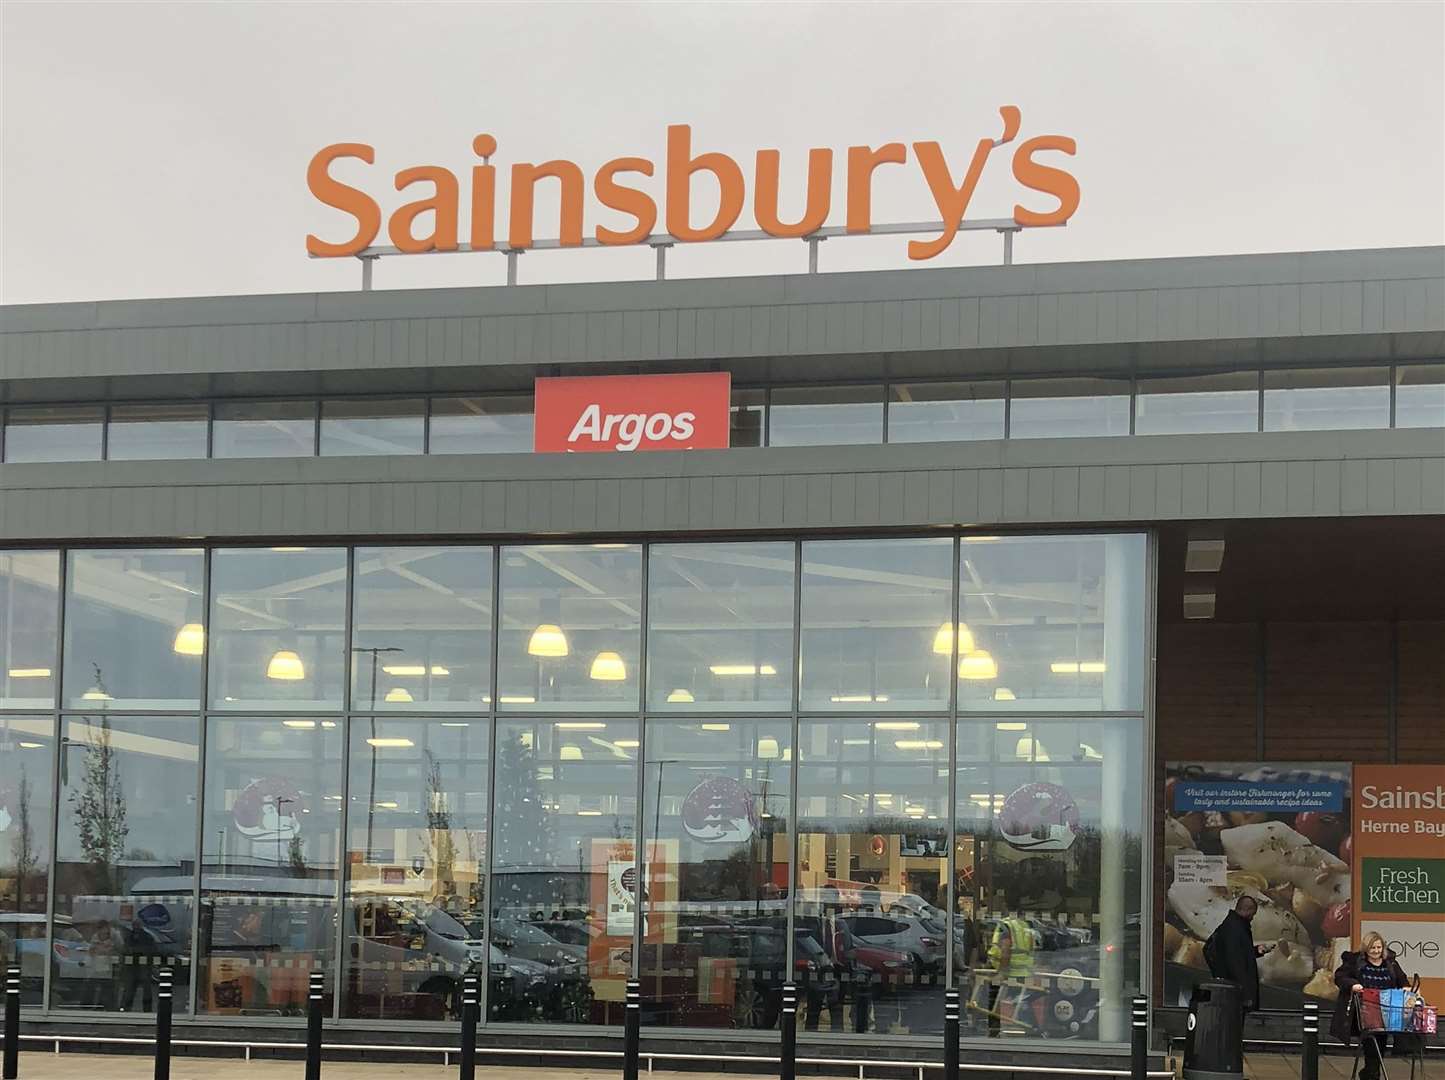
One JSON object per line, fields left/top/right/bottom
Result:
{"left": 534, "top": 372, "right": 731, "bottom": 453}
{"left": 306, "top": 108, "right": 1079, "bottom": 261}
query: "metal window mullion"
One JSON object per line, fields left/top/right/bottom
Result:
{"left": 101, "top": 404, "right": 111, "bottom": 461}
{"left": 186, "top": 547, "right": 213, "bottom": 1018}
{"left": 945, "top": 535, "right": 961, "bottom": 992}
{"left": 331, "top": 545, "right": 359, "bottom": 1020}
{"left": 422, "top": 396, "right": 433, "bottom": 455}
{"left": 630, "top": 544, "right": 650, "bottom": 986}
{"left": 1389, "top": 365, "right": 1398, "bottom": 429}
{"left": 1256, "top": 368, "right": 1265, "bottom": 432}
{"left": 1140, "top": 528, "right": 1160, "bottom": 1016}
{"left": 1003, "top": 378, "right": 1012, "bottom": 439}
{"left": 480, "top": 543, "right": 501, "bottom": 1024}
{"left": 205, "top": 402, "right": 215, "bottom": 459}
{"left": 39, "top": 549, "right": 67, "bottom": 1014}
{"left": 784, "top": 540, "right": 803, "bottom": 983}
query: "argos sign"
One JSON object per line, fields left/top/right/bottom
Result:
{"left": 306, "top": 107, "right": 1078, "bottom": 262}
{"left": 534, "top": 373, "right": 731, "bottom": 453}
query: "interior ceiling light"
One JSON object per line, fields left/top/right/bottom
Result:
{"left": 373, "top": 801, "right": 399, "bottom": 809}
{"left": 589, "top": 651, "right": 627, "bottom": 681}
{"left": 499, "top": 694, "right": 537, "bottom": 704}
{"left": 18, "top": 742, "right": 43, "bottom": 749}
{"left": 366, "top": 737, "right": 415, "bottom": 749}
{"left": 709, "top": 663, "right": 777, "bottom": 676}
{"left": 993, "top": 687, "right": 1017, "bottom": 701}
{"left": 931, "top": 621, "right": 976, "bottom": 656}
{"left": 1183, "top": 591, "right": 1217, "bottom": 620}
{"left": 874, "top": 721, "right": 920, "bottom": 731}
{"left": 895, "top": 739, "right": 945, "bottom": 751}
{"left": 384, "top": 687, "right": 413, "bottom": 703}
{"left": 556, "top": 722, "right": 607, "bottom": 730}
{"left": 667, "top": 688, "right": 695, "bottom": 703}
{"left": 1185, "top": 538, "right": 1226, "bottom": 574}
{"left": 283, "top": 719, "right": 317, "bottom": 729}
{"left": 958, "top": 650, "right": 998, "bottom": 680}
{"left": 559, "top": 744, "right": 584, "bottom": 761}
{"left": 6, "top": 668, "right": 51, "bottom": 679}
{"left": 527, "top": 624, "right": 569, "bottom": 658}
{"left": 615, "top": 739, "right": 640, "bottom": 748}
{"left": 1016, "top": 736, "right": 1051, "bottom": 761}
{"left": 1050, "top": 660, "right": 1106, "bottom": 674}
{"left": 756, "top": 737, "right": 781, "bottom": 759}
{"left": 831, "top": 693, "right": 889, "bottom": 703}
{"left": 172, "top": 623, "right": 206, "bottom": 657}
{"left": 701, "top": 723, "right": 731, "bottom": 731}
{"left": 266, "top": 649, "right": 306, "bottom": 681}
{"left": 80, "top": 686, "right": 113, "bottom": 702}
{"left": 382, "top": 664, "right": 451, "bottom": 676}
{"left": 996, "top": 721, "right": 1028, "bottom": 731}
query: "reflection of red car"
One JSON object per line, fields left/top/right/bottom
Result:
{"left": 833, "top": 924, "right": 914, "bottom": 981}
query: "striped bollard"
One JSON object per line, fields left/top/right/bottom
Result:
{"left": 3, "top": 965, "right": 19, "bottom": 1080}
{"left": 944, "top": 988, "right": 960, "bottom": 1080}
{"left": 458, "top": 973, "right": 479, "bottom": 1080}
{"left": 622, "top": 979, "right": 640, "bottom": 1080}
{"left": 1302, "top": 1001, "right": 1319, "bottom": 1080}
{"left": 153, "top": 967, "right": 174, "bottom": 1080}
{"left": 304, "top": 970, "right": 324, "bottom": 1080}
{"left": 1131, "top": 995, "right": 1148, "bottom": 1080}
{"left": 780, "top": 983, "right": 797, "bottom": 1080}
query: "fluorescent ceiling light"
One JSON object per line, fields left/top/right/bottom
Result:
{"left": 576, "top": 809, "right": 603, "bottom": 816}
{"left": 614, "top": 739, "right": 639, "bottom": 749}
{"left": 499, "top": 695, "right": 536, "bottom": 704}
{"left": 6, "top": 668, "right": 51, "bottom": 679}
{"left": 895, "top": 740, "right": 944, "bottom": 751}
{"left": 701, "top": 723, "right": 731, "bottom": 731}
{"left": 874, "top": 721, "right": 919, "bottom": 731}
{"left": 366, "top": 737, "right": 415, "bottom": 748}
{"left": 283, "top": 720, "right": 317, "bottom": 729}
{"left": 382, "top": 664, "right": 450, "bottom": 676}
{"left": 440, "top": 722, "right": 471, "bottom": 728}
{"left": 831, "top": 694, "right": 890, "bottom": 703}
{"left": 1185, "top": 538, "right": 1226, "bottom": 573}
{"left": 710, "top": 664, "right": 777, "bottom": 676}
{"left": 1050, "top": 661, "right": 1106, "bottom": 674}
{"left": 556, "top": 722, "right": 606, "bottom": 730}
{"left": 996, "top": 721, "right": 1028, "bottom": 731}
{"left": 18, "top": 742, "right": 42, "bottom": 749}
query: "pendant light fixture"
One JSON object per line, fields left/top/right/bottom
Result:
{"left": 266, "top": 649, "right": 306, "bottom": 681}
{"left": 384, "top": 687, "right": 413, "bottom": 703}
{"left": 80, "top": 685, "right": 113, "bottom": 702}
{"left": 666, "top": 688, "right": 694, "bottom": 703}
{"left": 931, "top": 621, "right": 975, "bottom": 656}
{"left": 172, "top": 622, "right": 205, "bottom": 657}
{"left": 958, "top": 650, "right": 998, "bottom": 680}
{"left": 589, "top": 651, "right": 626, "bottom": 681}
{"left": 528, "top": 597, "right": 569, "bottom": 657}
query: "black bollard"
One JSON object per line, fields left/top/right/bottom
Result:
{"left": 944, "top": 988, "right": 960, "bottom": 1080}
{"left": 780, "top": 983, "right": 797, "bottom": 1080}
{"left": 458, "top": 973, "right": 478, "bottom": 1080}
{"left": 3, "top": 965, "right": 19, "bottom": 1080}
{"left": 1301, "top": 1001, "right": 1319, "bottom": 1080}
{"left": 1131, "top": 995, "right": 1148, "bottom": 1080}
{"left": 304, "top": 970, "right": 324, "bottom": 1080}
{"left": 153, "top": 967, "right": 174, "bottom": 1080}
{"left": 622, "top": 979, "right": 640, "bottom": 1080}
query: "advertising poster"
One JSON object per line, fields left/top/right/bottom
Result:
{"left": 1352, "top": 764, "right": 1445, "bottom": 1004}
{"left": 1163, "top": 762, "right": 1352, "bottom": 1007}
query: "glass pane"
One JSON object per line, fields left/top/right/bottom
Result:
{"left": 957, "top": 534, "right": 1147, "bottom": 712}
{"left": 1008, "top": 378, "right": 1131, "bottom": 439}
{"left": 50, "top": 715, "right": 199, "bottom": 1013}
{"left": 796, "top": 719, "right": 949, "bottom": 1037}
{"left": 352, "top": 547, "right": 492, "bottom": 712}
{"left": 4, "top": 407, "right": 103, "bottom": 463}
{"left": 496, "top": 545, "right": 641, "bottom": 712}
{"left": 212, "top": 401, "right": 315, "bottom": 458}
{"left": 0, "top": 715, "right": 54, "bottom": 1005}
{"left": 63, "top": 549, "right": 205, "bottom": 709}
{"left": 208, "top": 548, "right": 348, "bottom": 711}
{"left": 1134, "top": 373, "right": 1259, "bottom": 435}
{"left": 342, "top": 718, "right": 489, "bottom": 1021}
{"left": 107, "top": 404, "right": 208, "bottom": 461}
{"left": 646, "top": 542, "right": 794, "bottom": 711}
{"left": 887, "top": 382, "right": 1005, "bottom": 443}
{"left": 800, "top": 538, "right": 952, "bottom": 711}
{"left": 1395, "top": 364, "right": 1445, "bottom": 428}
{"left": 1263, "top": 367, "right": 1389, "bottom": 431}
{"left": 769, "top": 386, "right": 884, "bottom": 447}
{"left": 428, "top": 396, "right": 534, "bottom": 454}
{"left": 640, "top": 719, "right": 791, "bottom": 1031}
{"left": 1, "top": 551, "right": 59, "bottom": 710}
{"left": 954, "top": 717, "right": 1143, "bottom": 1042}
{"left": 320, "top": 399, "right": 424, "bottom": 457}
{"left": 490, "top": 718, "right": 638, "bottom": 1025}
{"left": 197, "top": 716, "right": 342, "bottom": 1015}
{"left": 730, "top": 389, "right": 765, "bottom": 449}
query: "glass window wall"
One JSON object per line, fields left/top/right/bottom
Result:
{"left": 428, "top": 396, "right": 533, "bottom": 455}
{"left": 800, "top": 538, "right": 953, "bottom": 711}
{"left": 50, "top": 715, "right": 199, "bottom": 1013}
{"left": 1134, "top": 373, "right": 1259, "bottom": 435}
{"left": 320, "top": 399, "right": 425, "bottom": 457}
{"left": 197, "top": 715, "right": 343, "bottom": 1016}
{"left": 106, "top": 405, "right": 208, "bottom": 461}
{"left": 4, "top": 407, "right": 104, "bottom": 463}
{"left": 1395, "top": 364, "right": 1445, "bottom": 428}
{"left": 646, "top": 542, "right": 794, "bottom": 712}
{"left": 351, "top": 547, "right": 492, "bottom": 712}
{"left": 768, "top": 386, "right": 884, "bottom": 447}
{"left": 1, "top": 551, "right": 59, "bottom": 710}
{"left": 0, "top": 715, "right": 54, "bottom": 1005}
{"left": 795, "top": 719, "right": 950, "bottom": 1036}
{"left": 496, "top": 545, "right": 642, "bottom": 712}
{"left": 887, "top": 382, "right": 1006, "bottom": 443}
{"left": 957, "top": 535, "right": 1146, "bottom": 712}
{"left": 342, "top": 717, "right": 489, "bottom": 1021}
{"left": 212, "top": 401, "right": 316, "bottom": 458}
{"left": 1009, "top": 378, "right": 1131, "bottom": 440}
{"left": 490, "top": 718, "right": 638, "bottom": 1024}
{"left": 953, "top": 717, "right": 1143, "bottom": 1042}
{"left": 1264, "top": 367, "right": 1390, "bottom": 431}
{"left": 208, "top": 548, "right": 348, "bottom": 711}
{"left": 62, "top": 549, "right": 205, "bottom": 710}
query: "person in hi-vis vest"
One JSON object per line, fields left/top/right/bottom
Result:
{"left": 986, "top": 915, "right": 1036, "bottom": 1036}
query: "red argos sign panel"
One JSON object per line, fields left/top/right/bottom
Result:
{"left": 534, "top": 372, "right": 731, "bottom": 453}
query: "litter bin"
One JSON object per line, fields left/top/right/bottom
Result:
{"left": 1183, "top": 980, "right": 1244, "bottom": 1080}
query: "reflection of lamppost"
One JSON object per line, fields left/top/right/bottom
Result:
{"left": 351, "top": 646, "right": 401, "bottom": 864}
{"left": 275, "top": 796, "right": 293, "bottom": 869}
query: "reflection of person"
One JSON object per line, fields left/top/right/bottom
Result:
{"left": 1330, "top": 931, "right": 1411, "bottom": 1080}
{"left": 986, "top": 914, "right": 1035, "bottom": 1037}
{"left": 1203, "top": 896, "right": 1266, "bottom": 1011}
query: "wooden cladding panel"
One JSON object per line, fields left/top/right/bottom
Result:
{"left": 1264, "top": 622, "right": 1391, "bottom": 763}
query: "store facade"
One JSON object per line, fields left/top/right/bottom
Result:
{"left": 0, "top": 246, "right": 1441, "bottom": 1058}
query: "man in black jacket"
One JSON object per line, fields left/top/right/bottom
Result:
{"left": 1205, "top": 896, "right": 1269, "bottom": 1011}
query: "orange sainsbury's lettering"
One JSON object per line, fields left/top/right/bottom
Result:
{"left": 305, "top": 112, "right": 1079, "bottom": 260}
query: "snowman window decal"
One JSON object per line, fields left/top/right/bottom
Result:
{"left": 681, "top": 776, "right": 758, "bottom": 845}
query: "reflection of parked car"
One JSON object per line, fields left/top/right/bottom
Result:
{"left": 836, "top": 913, "right": 945, "bottom": 974}
{"left": 482, "top": 917, "right": 587, "bottom": 970}
{"left": 1, "top": 913, "right": 52, "bottom": 1000}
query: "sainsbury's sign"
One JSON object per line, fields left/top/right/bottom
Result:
{"left": 534, "top": 372, "right": 731, "bottom": 453}
{"left": 306, "top": 107, "right": 1079, "bottom": 261}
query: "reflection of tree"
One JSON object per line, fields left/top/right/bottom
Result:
{"left": 287, "top": 834, "right": 308, "bottom": 875}
{"left": 424, "top": 753, "right": 457, "bottom": 896}
{"left": 10, "top": 770, "right": 38, "bottom": 911}
{"left": 492, "top": 731, "right": 556, "bottom": 915}
{"left": 71, "top": 717, "right": 128, "bottom": 896}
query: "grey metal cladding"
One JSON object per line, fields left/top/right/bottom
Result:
{"left": 2, "top": 428, "right": 1440, "bottom": 542}
{"left": 2, "top": 248, "right": 1442, "bottom": 385}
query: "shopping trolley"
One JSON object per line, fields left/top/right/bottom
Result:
{"left": 1349, "top": 983, "right": 1431, "bottom": 1080}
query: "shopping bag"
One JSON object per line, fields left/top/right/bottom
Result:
{"left": 1357, "top": 989, "right": 1385, "bottom": 1032}
{"left": 1412, "top": 1002, "right": 1438, "bottom": 1035}
{"left": 1380, "top": 987, "right": 1412, "bottom": 1031}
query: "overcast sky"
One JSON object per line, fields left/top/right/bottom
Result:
{"left": 2, "top": 1, "right": 1442, "bottom": 305}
